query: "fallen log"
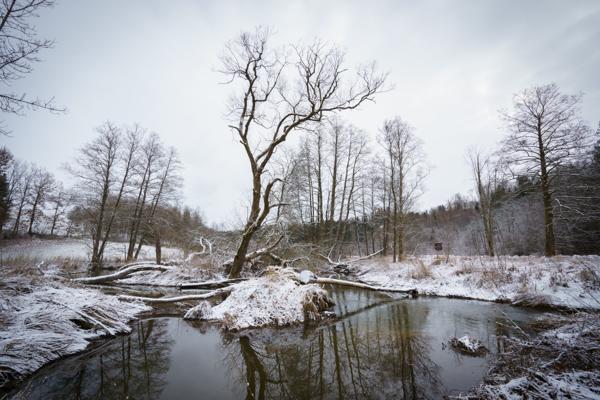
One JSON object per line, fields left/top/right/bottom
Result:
{"left": 310, "top": 275, "right": 417, "bottom": 296}
{"left": 73, "top": 264, "right": 171, "bottom": 284}
{"left": 118, "top": 287, "right": 233, "bottom": 304}
{"left": 179, "top": 278, "right": 247, "bottom": 290}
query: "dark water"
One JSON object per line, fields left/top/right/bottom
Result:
{"left": 8, "top": 289, "right": 537, "bottom": 399}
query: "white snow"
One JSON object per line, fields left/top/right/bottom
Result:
{"left": 481, "top": 371, "right": 600, "bottom": 399}
{"left": 456, "top": 335, "right": 485, "bottom": 352}
{"left": 189, "top": 267, "right": 333, "bottom": 330}
{"left": 0, "top": 277, "right": 150, "bottom": 386}
{"left": 357, "top": 255, "right": 600, "bottom": 310}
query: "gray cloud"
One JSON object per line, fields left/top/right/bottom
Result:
{"left": 2, "top": 0, "right": 599, "bottom": 225}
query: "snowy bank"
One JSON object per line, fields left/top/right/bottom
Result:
{"left": 0, "top": 277, "right": 150, "bottom": 387}
{"left": 358, "top": 255, "right": 600, "bottom": 310}
{"left": 467, "top": 313, "right": 600, "bottom": 399}
{"left": 184, "top": 267, "right": 334, "bottom": 330}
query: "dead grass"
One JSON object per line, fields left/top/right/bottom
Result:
{"left": 410, "top": 258, "right": 433, "bottom": 280}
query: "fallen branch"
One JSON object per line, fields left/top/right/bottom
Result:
{"left": 179, "top": 278, "right": 247, "bottom": 290}
{"left": 311, "top": 275, "right": 417, "bottom": 295}
{"left": 118, "top": 287, "right": 233, "bottom": 304}
{"left": 73, "top": 264, "right": 171, "bottom": 284}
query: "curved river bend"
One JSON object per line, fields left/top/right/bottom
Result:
{"left": 8, "top": 288, "right": 538, "bottom": 399}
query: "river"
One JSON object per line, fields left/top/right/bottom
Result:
{"left": 7, "top": 287, "right": 538, "bottom": 399}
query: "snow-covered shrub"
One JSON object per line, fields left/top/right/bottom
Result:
{"left": 192, "top": 267, "right": 334, "bottom": 330}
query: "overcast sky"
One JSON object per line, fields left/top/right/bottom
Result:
{"left": 2, "top": 0, "right": 599, "bottom": 226}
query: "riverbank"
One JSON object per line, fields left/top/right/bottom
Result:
{"left": 0, "top": 266, "right": 150, "bottom": 389}
{"left": 357, "top": 255, "right": 600, "bottom": 310}
{"left": 465, "top": 312, "right": 600, "bottom": 399}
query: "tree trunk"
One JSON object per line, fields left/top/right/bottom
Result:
{"left": 50, "top": 203, "right": 60, "bottom": 236}
{"left": 229, "top": 173, "right": 262, "bottom": 278}
{"left": 537, "top": 125, "right": 556, "bottom": 256}
{"left": 155, "top": 235, "right": 162, "bottom": 264}
{"left": 27, "top": 195, "right": 40, "bottom": 234}
{"left": 541, "top": 177, "right": 556, "bottom": 256}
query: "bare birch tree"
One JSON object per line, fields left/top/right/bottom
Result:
{"left": 221, "top": 28, "right": 386, "bottom": 278}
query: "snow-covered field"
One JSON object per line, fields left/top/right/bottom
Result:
{"left": 357, "top": 255, "right": 600, "bottom": 310}
{"left": 0, "top": 237, "right": 183, "bottom": 263}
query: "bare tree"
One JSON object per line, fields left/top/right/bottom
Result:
{"left": 221, "top": 28, "right": 386, "bottom": 278}
{"left": 500, "top": 83, "right": 592, "bottom": 256}
{"left": 379, "top": 117, "right": 427, "bottom": 262}
{"left": 26, "top": 165, "right": 53, "bottom": 234}
{"left": 47, "top": 181, "right": 69, "bottom": 236}
{"left": 0, "top": 146, "right": 13, "bottom": 230}
{"left": 125, "top": 132, "right": 163, "bottom": 261}
{"left": 68, "top": 122, "right": 122, "bottom": 267}
{"left": 0, "top": 0, "right": 65, "bottom": 135}
{"left": 467, "top": 149, "right": 502, "bottom": 256}
{"left": 9, "top": 160, "right": 31, "bottom": 235}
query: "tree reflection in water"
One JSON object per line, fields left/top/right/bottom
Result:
{"left": 9, "top": 319, "right": 173, "bottom": 400}
{"left": 229, "top": 290, "right": 443, "bottom": 400}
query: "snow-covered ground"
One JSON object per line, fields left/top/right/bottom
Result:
{"left": 0, "top": 273, "right": 150, "bottom": 387}
{"left": 0, "top": 237, "right": 183, "bottom": 263}
{"left": 357, "top": 255, "right": 600, "bottom": 310}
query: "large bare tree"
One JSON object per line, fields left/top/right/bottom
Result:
{"left": 500, "top": 83, "right": 592, "bottom": 256}
{"left": 0, "top": 0, "right": 64, "bottom": 134}
{"left": 221, "top": 28, "right": 386, "bottom": 278}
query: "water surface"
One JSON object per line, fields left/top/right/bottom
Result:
{"left": 8, "top": 288, "right": 537, "bottom": 399}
